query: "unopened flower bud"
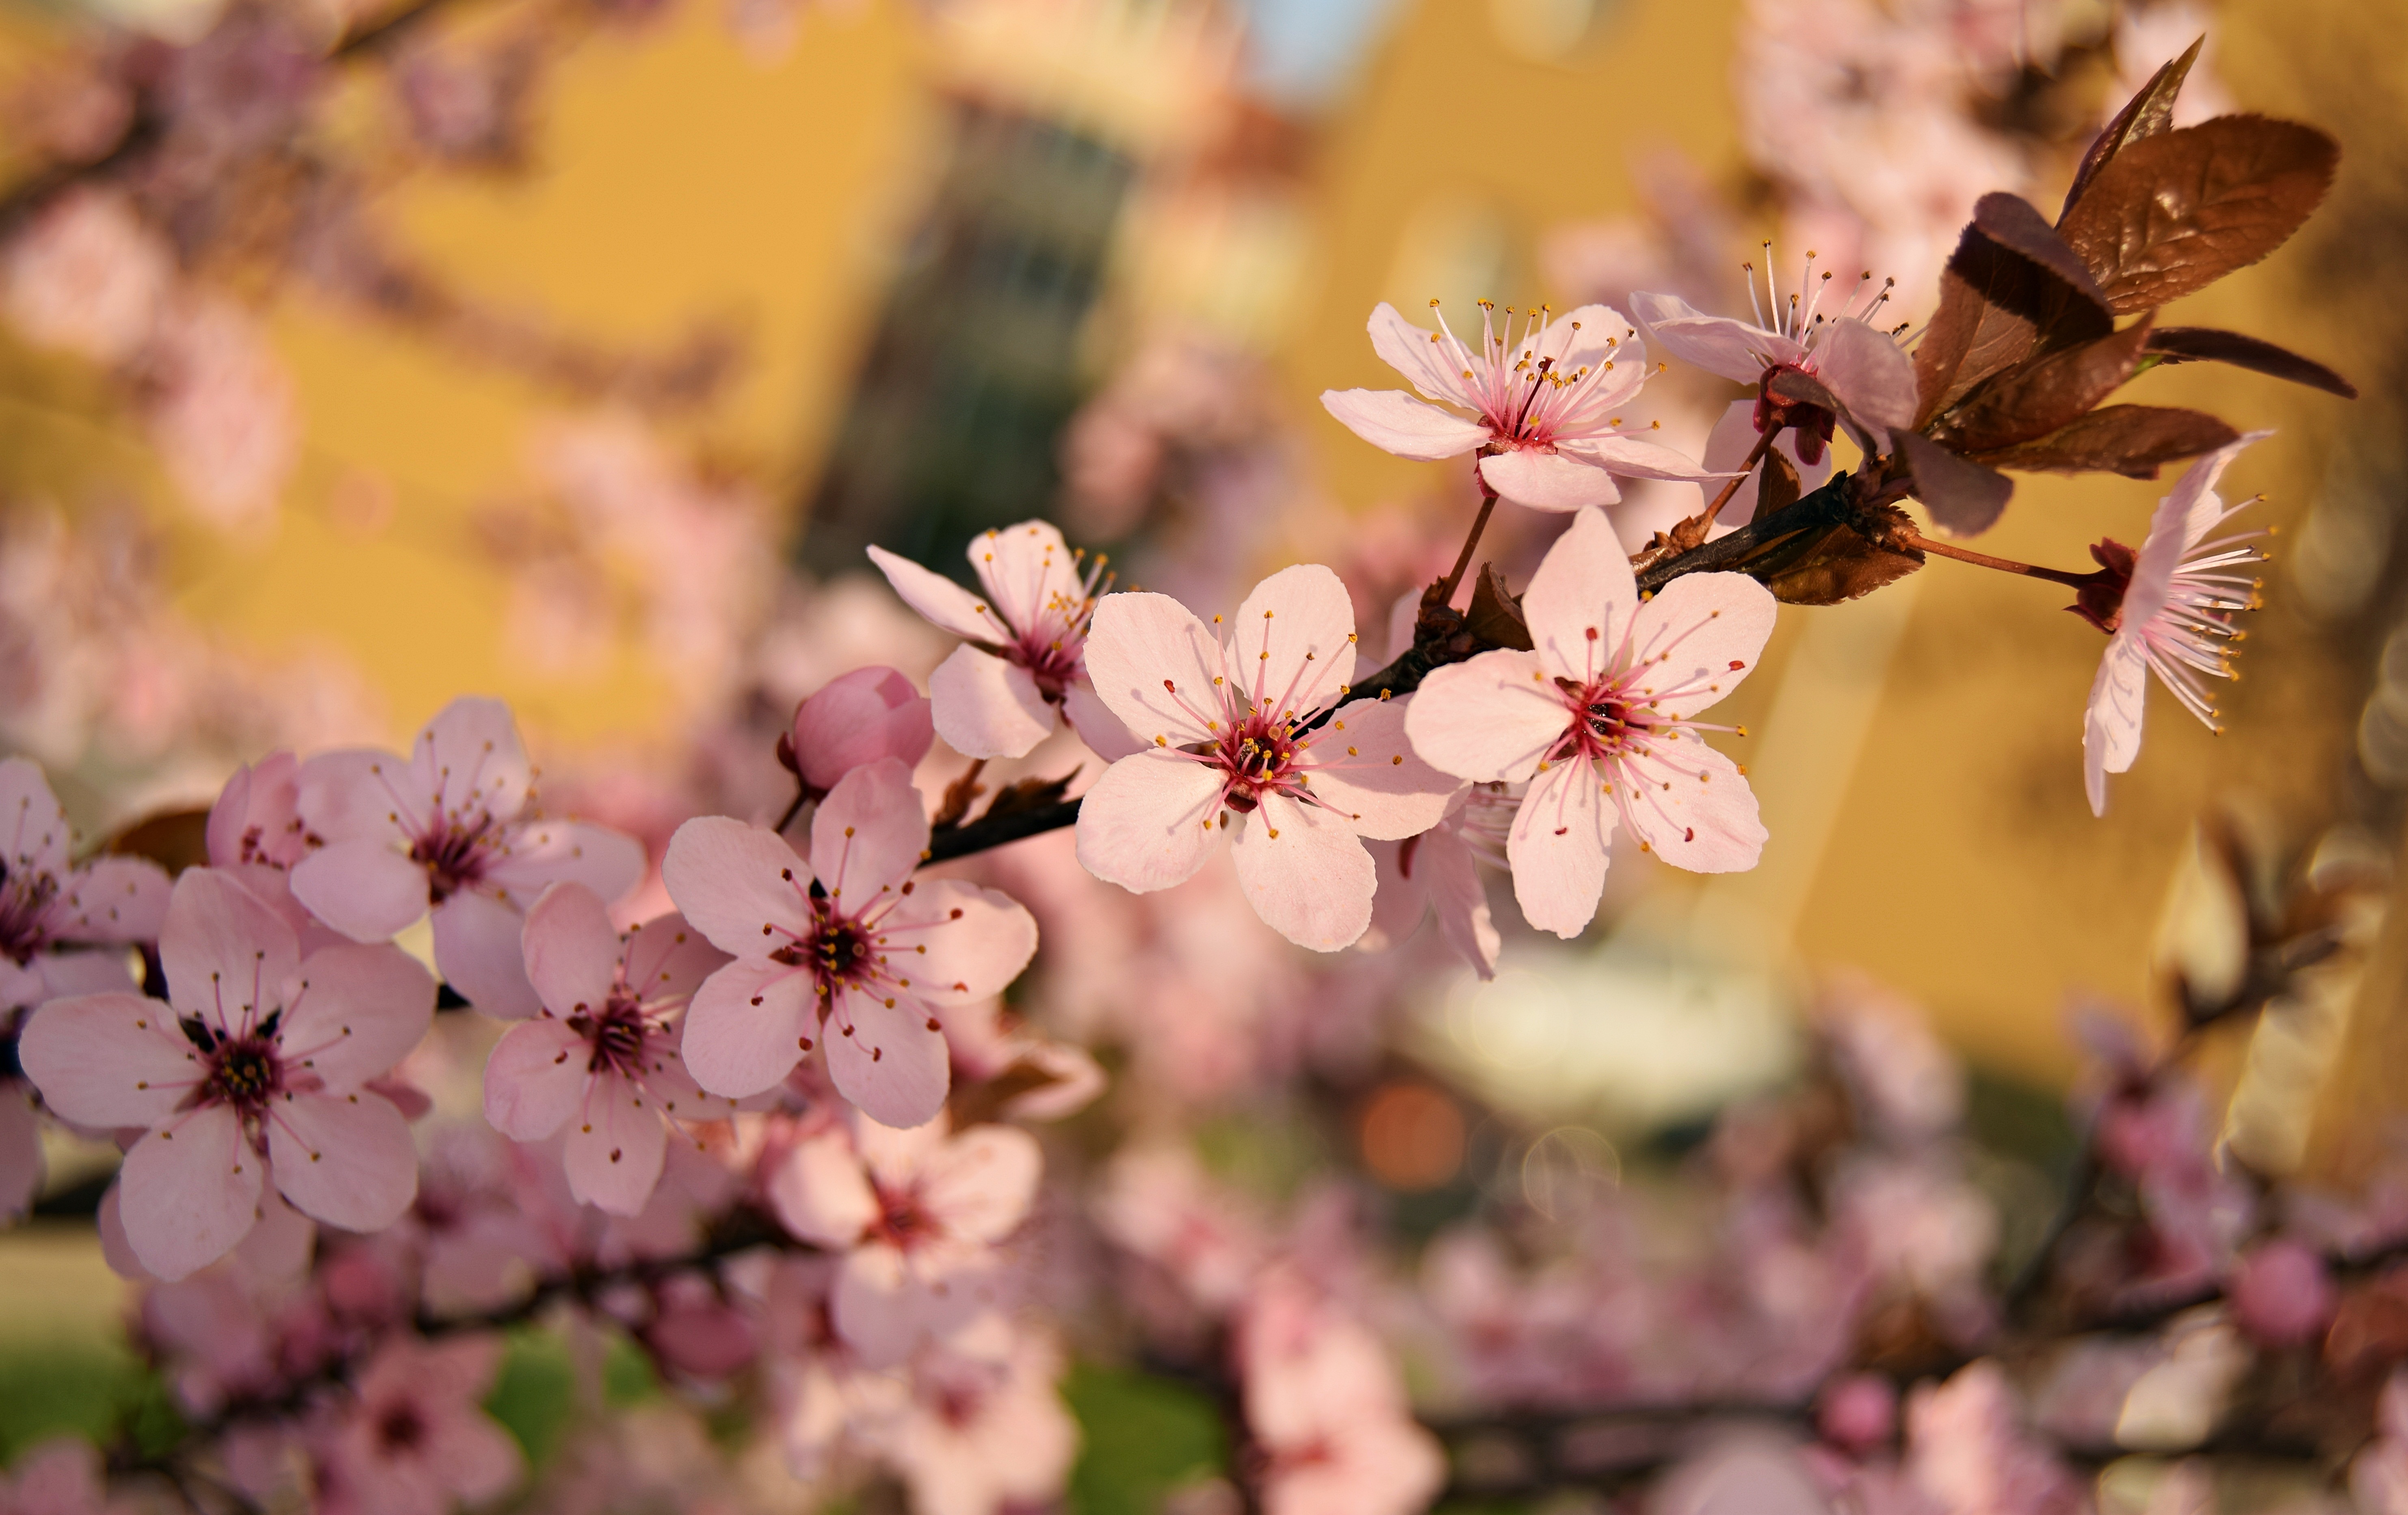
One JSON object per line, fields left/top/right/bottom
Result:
{"left": 788, "top": 666, "right": 934, "bottom": 796}
{"left": 2231, "top": 1239, "right": 2335, "bottom": 1348}
{"left": 1817, "top": 1372, "right": 1897, "bottom": 1450}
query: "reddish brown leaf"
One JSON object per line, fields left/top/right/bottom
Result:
{"left": 2145, "top": 326, "right": 2358, "bottom": 398}
{"left": 1913, "top": 226, "right": 2114, "bottom": 426}
{"left": 1939, "top": 317, "right": 2154, "bottom": 454}
{"left": 106, "top": 808, "right": 209, "bottom": 875}
{"left": 1970, "top": 404, "right": 2241, "bottom": 478}
{"left": 2062, "top": 37, "right": 2203, "bottom": 218}
{"left": 1760, "top": 509, "right": 1926, "bottom": 605}
{"left": 2058, "top": 115, "right": 2340, "bottom": 314}
{"left": 1971, "top": 192, "right": 2112, "bottom": 311}
{"left": 1757, "top": 449, "right": 1802, "bottom": 518}
{"left": 1896, "top": 431, "right": 2015, "bottom": 536}
{"left": 1465, "top": 562, "right": 1534, "bottom": 652}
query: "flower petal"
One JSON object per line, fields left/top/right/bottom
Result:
{"left": 161, "top": 868, "right": 302, "bottom": 1035}
{"left": 411, "top": 697, "right": 533, "bottom": 828}
{"left": 1417, "top": 824, "right": 1500, "bottom": 979}
{"left": 267, "top": 1089, "right": 418, "bottom": 1233}
{"left": 965, "top": 519, "right": 1077, "bottom": 635}
{"left": 0, "top": 757, "right": 70, "bottom": 879}
{"left": 432, "top": 890, "right": 541, "bottom": 1018}
{"left": 918, "top": 1122, "right": 1042, "bottom": 1244}
{"left": 621, "top": 910, "right": 730, "bottom": 1006}
{"left": 1555, "top": 432, "right": 1733, "bottom": 485}
{"left": 1405, "top": 650, "right": 1568, "bottom": 783}
{"left": 483, "top": 1017, "right": 588, "bottom": 1140}
{"left": 520, "top": 881, "right": 620, "bottom": 1018}
{"left": 1061, "top": 680, "right": 1147, "bottom": 762}
{"left": 52, "top": 856, "right": 171, "bottom": 945}
{"left": 928, "top": 645, "right": 1055, "bottom": 760}
{"left": 1507, "top": 758, "right": 1614, "bottom": 938}
{"left": 119, "top": 1107, "right": 262, "bottom": 1280}
{"left": 1073, "top": 754, "right": 1225, "bottom": 893}
{"left": 2084, "top": 635, "right": 2149, "bottom": 817}
{"left": 680, "top": 958, "right": 813, "bottom": 1098}
{"left": 792, "top": 667, "right": 935, "bottom": 793}
{"left": 486, "top": 820, "right": 645, "bottom": 907}
{"left": 766, "top": 1127, "right": 878, "bottom": 1246}
{"left": 823, "top": 986, "right": 950, "bottom": 1129}
{"left": 1478, "top": 449, "right": 1621, "bottom": 511}
{"left": 1229, "top": 794, "right": 1376, "bottom": 951}
{"left": 1813, "top": 319, "right": 1917, "bottom": 433}
{"left": 289, "top": 839, "right": 432, "bottom": 944}
{"left": 1524, "top": 504, "right": 1641, "bottom": 684}
{"left": 1367, "top": 301, "right": 1475, "bottom": 404}
{"left": 1301, "top": 696, "right": 1458, "bottom": 840}
{"left": 1614, "top": 738, "right": 1766, "bottom": 873}
{"left": 1623, "top": 571, "right": 1779, "bottom": 720}
{"left": 867, "top": 544, "right": 1009, "bottom": 642}
{"left": 1628, "top": 292, "right": 1786, "bottom": 384}
{"left": 830, "top": 1243, "right": 925, "bottom": 1367}
{"left": 282, "top": 943, "right": 435, "bottom": 1089}
{"left": 661, "top": 817, "right": 814, "bottom": 955}
{"left": 563, "top": 1071, "right": 667, "bottom": 1216}
{"left": 1698, "top": 400, "right": 1832, "bottom": 532}
{"left": 811, "top": 757, "right": 928, "bottom": 906}
{"left": 1318, "top": 388, "right": 1489, "bottom": 461}
{"left": 1082, "top": 591, "right": 1227, "bottom": 746}
{"left": 883, "top": 880, "right": 1037, "bottom": 1003}
{"left": 1233, "top": 562, "right": 1358, "bottom": 719}
{"left": 294, "top": 748, "right": 419, "bottom": 845}
{"left": 18, "top": 992, "right": 196, "bottom": 1128}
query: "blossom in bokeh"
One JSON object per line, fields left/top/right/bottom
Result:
{"left": 2229, "top": 1238, "right": 2335, "bottom": 1348}
{"left": 1407, "top": 508, "right": 1773, "bottom": 936}
{"left": 2081, "top": 433, "right": 2271, "bottom": 816}
{"left": 483, "top": 883, "right": 735, "bottom": 1216}
{"left": 663, "top": 758, "right": 1037, "bottom": 1126}
{"left": 312, "top": 1335, "right": 523, "bottom": 1515}
{"left": 0, "top": 756, "right": 171, "bottom": 1012}
{"left": 1076, "top": 564, "right": 1456, "bottom": 950}
{"left": 0, "top": 186, "right": 171, "bottom": 365}
{"left": 293, "top": 697, "right": 644, "bottom": 1016}
{"left": 21, "top": 869, "right": 433, "bottom": 1279}
{"left": 1365, "top": 782, "right": 1512, "bottom": 979}
{"left": 781, "top": 665, "right": 933, "bottom": 801}
{"left": 1237, "top": 1267, "right": 1445, "bottom": 1515}
{"left": 146, "top": 295, "right": 302, "bottom": 534}
{"left": 867, "top": 1323, "right": 1080, "bottom": 1515}
{"left": 1320, "top": 301, "right": 1721, "bottom": 510}
{"left": 869, "top": 519, "right": 1140, "bottom": 760}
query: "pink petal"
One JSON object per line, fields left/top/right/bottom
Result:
{"left": 766, "top": 1128, "right": 878, "bottom": 1245}
{"left": 680, "top": 957, "right": 812, "bottom": 1097}
{"left": 266, "top": 1088, "right": 418, "bottom": 1232}
{"left": 1073, "top": 753, "right": 1225, "bottom": 893}
{"left": 1406, "top": 650, "right": 1571, "bottom": 783}
{"left": 1362, "top": 838, "right": 1427, "bottom": 951}
{"left": 1615, "top": 739, "right": 1765, "bottom": 872}
{"left": 32, "top": 948, "right": 138, "bottom": 1001}
{"left": 1062, "top": 680, "right": 1147, "bottom": 762}
{"left": 1628, "top": 292, "right": 1786, "bottom": 384}
{"left": 621, "top": 910, "right": 730, "bottom": 1005}
{"left": 1535, "top": 303, "right": 1639, "bottom": 375}
{"left": 1623, "top": 571, "right": 1779, "bottom": 720}
{"left": 1301, "top": 696, "right": 1457, "bottom": 840}
{"left": 2128, "top": 431, "right": 2270, "bottom": 624}
{"left": 661, "top": 817, "right": 814, "bottom": 955}
{"left": 483, "top": 1017, "right": 588, "bottom": 1140}
{"left": 830, "top": 1243, "right": 924, "bottom": 1367}
{"left": 810, "top": 757, "right": 928, "bottom": 906}
{"left": 919, "top": 1123, "right": 1041, "bottom": 1243}
{"left": 410, "top": 697, "right": 533, "bottom": 827}
{"left": 423, "top": 1414, "right": 525, "bottom": 1507}
{"left": 0, "top": 757, "right": 70, "bottom": 879}
{"left": 0, "top": 1080, "right": 44, "bottom": 1220}
{"left": 52, "top": 856, "right": 170, "bottom": 944}
{"left": 823, "top": 986, "right": 950, "bottom": 1129}
{"left": 1523, "top": 505, "right": 1639, "bottom": 684}
{"left": 1231, "top": 563, "right": 1358, "bottom": 719}
{"left": 792, "top": 666, "right": 935, "bottom": 793}
{"left": 520, "top": 882, "right": 620, "bottom": 1017}
{"left": 1317, "top": 387, "right": 1488, "bottom": 461}
{"left": 1507, "top": 758, "right": 1613, "bottom": 938}
{"left": 294, "top": 748, "right": 418, "bottom": 845}
{"left": 486, "top": 819, "right": 645, "bottom": 907}
{"left": 867, "top": 544, "right": 1009, "bottom": 642}
{"left": 95, "top": 1183, "right": 149, "bottom": 1280}
{"left": 1081, "top": 591, "right": 1227, "bottom": 746}
{"left": 161, "top": 869, "right": 301, "bottom": 1034}
{"left": 1556, "top": 432, "right": 1733, "bottom": 485}
{"left": 17, "top": 992, "right": 194, "bottom": 1128}
{"left": 2085, "top": 636, "right": 2149, "bottom": 817}
{"left": 1478, "top": 449, "right": 1621, "bottom": 511}
{"left": 1813, "top": 319, "right": 1918, "bottom": 433}
{"left": 886, "top": 880, "right": 1038, "bottom": 1003}
{"left": 432, "top": 890, "right": 540, "bottom": 1018}
{"left": 1698, "top": 400, "right": 1831, "bottom": 532}
{"left": 205, "top": 751, "right": 300, "bottom": 870}
{"left": 851, "top": 1111, "right": 946, "bottom": 1189}
{"left": 928, "top": 645, "right": 1055, "bottom": 760}
{"left": 1417, "top": 824, "right": 1500, "bottom": 980}
{"left": 562, "top": 1070, "right": 667, "bottom": 1216}
{"left": 966, "top": 519, "right": 1078, "bottom": 631}
{"left": 1229, "top": 793, "right": 1376, "bottom": 951}
{"left": 119, "top": 1106, "right": 262, "bottom": 1280}
{"left": 282, "top": 943, "right": 435, "bottom": 1088}
{"left": 1365, "top": 301, "right": 1475, "bottom": 404}
{"left": 289, "top": 839, "right": 432, "bottom": 943}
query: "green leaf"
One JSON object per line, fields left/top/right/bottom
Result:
{"left": 1064, "top": 1362, "right": 1227, "bottom": 1515}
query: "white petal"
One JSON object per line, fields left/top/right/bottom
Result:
{"left": 1367, "top": 301, "right": 1475, "bottom": 403}
{"left": 1478, "top": 449, "right": 1621, "bottom": 512}
{"left": 1081, "top": 592, "right": 1227, "bottom": 747}
{"left": 1613, "top": 739, "right": 1767, "bottom": 873}
{"left": 1072, "top": 754, "right": 1225, "bottom": 894}
{"left": 866, "top": 545, "right": 1007, "bottom": 642}
{"left": 2084, "top": 635, "right": 2149, "bottom": 817}
{"left": 1231, "top": 564, "right": 1357, "bottom": 721}
{"left": 1318, "top": 388, "right": 1489, "bottom": 461}
{"left": 1622, "top": 572, "right": 1779, "bottom": 720}
{"left": 1627, "top": 292, "right": 1786, "bottom": 384}
{"left": 1299, "top": 696, "right": 1457, "bottom": 840}
{"left": 1523, "top": 505, "right": 1640, "bottom": 685}
{"left": 1507, "top": 759, "right": 1613, "bottom": 939}
{"left": 963, "top": 519, "right": 1076, "bottom": 636}
{"left": 1404, "top": 651, "right": 1568, "bottom": 783}
{"left": 928, "top": 645, "right": 1054, "bottom": 761}
{"left": 1228, "top": 795, "right": 1376, "bottom": 952}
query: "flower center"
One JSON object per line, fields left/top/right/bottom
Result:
{"left": 376, "top": 1403, "right": 428, "bottom": 1453}
{"left": 0, "top": 865, "right": 55, "bottom": 967}
{"left": 1214, "top": 713, "right": 1302, "bottom": 812}
{"left": 769, "top": 906, "right": 880, "bottom": 996}
{"left": 1012, "top": 631, "right": 1084, "bottom": 702}
{"left": 1555, "top": 679, "right": 1652, "bottom": 764}
{"left": 410, "top": 817, "right": 496, "bottom": 903}
{"left": 872, "top": 1185, "right": 937, "bottom": 1250}
{"left": 572, "top": 991, "right": 654, "bottom": 1078}
{"left": 192, "top": 1020, "right": 285, "bottom": 1115}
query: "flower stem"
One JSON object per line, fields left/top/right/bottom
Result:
{"left": 1892, "top": 526, "right": 2096, "bottom": 589}
{"left": 773, "top": 784, "right": 809, "bottom": 835}
{"left": 1693, "top": 425, "right": 1778, "bottom": 536}
{"left": 1432, "top": 465, "right": 1502, "bottom": 609}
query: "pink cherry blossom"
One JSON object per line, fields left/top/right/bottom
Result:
{"left": 661, "top": 757, "right": 1038, "bottom": 1126}
{"left": 291, "top": 697, "right": 645, "bottom": 1016}
{"left": 1237, "top": 1267, "right": 1445, "bottom": 1515}
{"left": 867, "top": 1325, "right": 1081, "bottom": 1515}
{"left": 2229, "top": 1238, "right": 2335, "bottom": 1349}
{"left": 311, "top": 1335, "right": 524, "bottom": 1515}
{"left": 0, "top": 756, "right": 171, "bottom": 1014}
{"left": 2081, "top": 433, "right": 2272, "bottom": 817}
{"left": 1074, "top": 564, "right": 1458, "bottom": 951}
{"left": 868, "top": 519, "right": 1140, "bottom": 760}
{"left": 783, "top": 666, "right": 934, "bottom": 799}
{"left": 766, "top": 1109, "right": 1039, "bottom": 1366}
{"left": 0, "top": 1435, "right": 140, "bottom": 1515}
{"left": 1, "top": 186, "right": 172, "bottom": 366}
{"left": 1365, "top": 782, "right": 1514, "bottom": 979}
{"left": 18, "top": 869, "right": 434, "bottom": 1280}
{"left": 1320, "top": 300, "right": 1724, "bottom": 511}
{"left": 1631, "top": 258, "right": 1918, "bottom": 460}
{"left": 146, "top": 294, "right": 301, "bottom": 534}
{"left": 482, "top": 883, "right": 737, "bottom": 1217}
{"left": 1406, "top": 508, "right": 1775, "bottom": 938}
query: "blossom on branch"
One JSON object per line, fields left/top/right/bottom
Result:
{"left": 1320, "top": 301, "right": 1723, "bottom": 511}
{"left": 311, "top": 1334, "right": 524, "bottom": 1515}
{"left": 1074, "top": 564, "right": 1458, "bottom": 951}
{"left": 1406, "top": 508, "right": 1774, "bottom": 937}
{"left": 0, "top": 757, "right": 172, "bottom": 1013}
{"left": 291, "top": 697, "right": 644, "bottom": 1016}
{"left": 868, "top": 519, "right": 1140, "bottom": 761}
{"left": 781, "top": 666, "right": 934, "bottom": 801}
{"left": 661, "top": 758, "right": 1037, "bottom": 1127}
{"left": 1365, "top": 782, "right": 1515, "bottom": 980}
{"left": 19, "top": 869, "right": 433, "bottom": 1279}
{"left": 1237, "top": 1267, "right": 1445, "bottom": 1515}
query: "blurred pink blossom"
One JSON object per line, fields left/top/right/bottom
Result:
{"left": 0, "top": 756, "right": 171, "bottom": 1013}
{"left": 146, "top": 295, "right": 301, "bottom": 533}
{"left": 312, "top": 1335, "right": 523, "bottom": 1515}
{"left": 784, "top": 665, "right": 934, "bottom": 799}
{"left": 0, "top": 186, "right": 171, "bottom": 364}
{"left": 1237, "top": 1267, "right": 1445, "bottom": 1515}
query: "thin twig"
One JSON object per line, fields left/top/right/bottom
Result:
{"left": 1432, "top": 469, "right": 1502, "bottom": 610}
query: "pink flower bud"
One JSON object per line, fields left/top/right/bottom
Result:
{"left": 2232, "top": 1239, "right": 2335, "bottom": 1348}
{"left": 788, "top": 666, "right": 934, "bottom": 795}
{"left": 1817, "top": 1372, "right": 1897, "bottom": 1450}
